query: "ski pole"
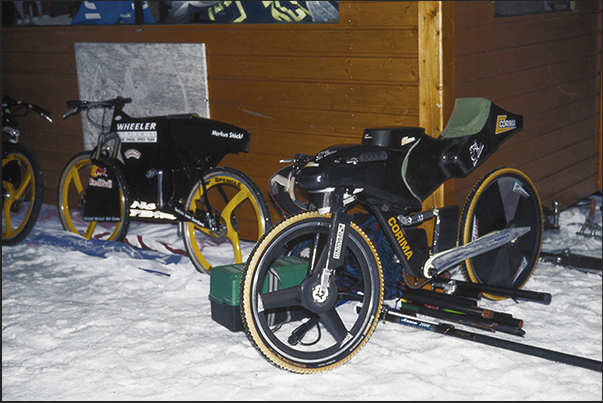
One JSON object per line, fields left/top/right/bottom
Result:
{"left": 397, "top": 299, "right": 525, "bottom": 337}
{"left": 436, "top": 279, "right": 552, "bottom": 304}
{"left": 401, "top": 289, "right": 524, "bottom": 328}
{"left": 381, "top": 307, "right": 602, "bottom": 373}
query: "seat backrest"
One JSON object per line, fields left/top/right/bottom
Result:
{"left": 440, "top": 98, "right": 491, "bottom": 138}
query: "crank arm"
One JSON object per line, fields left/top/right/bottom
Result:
{"left": 171, "top": 205, "right": 208, "bottom": 230}
{"left": 423, "top": 226, "right": 531, "bottom": 278}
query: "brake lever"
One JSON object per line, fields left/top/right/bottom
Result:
{"left": 62, "top": 108, "right": 79, "bottom": 120}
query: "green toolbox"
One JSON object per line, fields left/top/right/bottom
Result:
{"left": 209, "top": 256, "right": 308, "bottom": 332}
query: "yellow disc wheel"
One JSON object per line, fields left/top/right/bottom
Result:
{"left": 241, "top": 212, "right": 383, "bottom": 373}
{"left": 181, "top": 167, "right": 271, "bottom": 273}
{"left": 458, "top": 167, "right": 543, "bottom": 300}
{"left": 57, "top": 151, "right": 130, "bottom": 241}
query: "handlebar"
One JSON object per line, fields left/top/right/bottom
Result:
{"left": 63, "top": 96, "right": 132, "bottom": 119}
{"left": 2, "top": 96, "right": 53, "bottom": 123}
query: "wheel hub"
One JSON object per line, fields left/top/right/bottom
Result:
{"left": 208, "top": 214, "right": 228, "bottom": 242}
{"left": 300, "top": 274, "right": 338, "bottom": 314}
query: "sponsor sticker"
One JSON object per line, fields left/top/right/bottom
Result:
{"left": 333, "top": 223, "right": 346, "bottom": 260}
{"left": 401, "top": 136, "right": 416, "bottom": 146}
{"left": 513, "top": 256, "right": 529, "bottom": 282}
{"left": 512, "top": 180, "right": 530, "bottom": 198}
{"left": 117, "top": 122, "right": 158, "bottom": 143}
{"left": 211, "top": 129, "right": 245, "bottom": 140}
{"left": 124, "top": 149, "right": 141, "bottom": 160}
{"left": 495, "top": 115, "right": 517, "bottom": 135}
{"left": 469, "top": 140, "right": 484, "bottom": 167}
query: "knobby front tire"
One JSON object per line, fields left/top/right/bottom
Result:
{"left": 57, "top": 151, "right": 130, "bottom": 242}
{"left": 2, "top": 143, "right": 44, "bottom": 245}
{"left": 240, "top": 212, "right": 384, "bottom": 374}
{"left": 458, "top": 167, "right": 543, "bottom": 300}
{"left": 181, "top": 167, "right": 271, "bottom": 273}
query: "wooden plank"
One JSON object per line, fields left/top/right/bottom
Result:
{"left": 501, "top": 77, "right": 600, "bottom": 118}
{"left": 418, "top": 1, "right": 455, "bottom": 213}
{"left": 341, "top": 1, "right": 418, "bottom": 27}
{"left": 209, "top": 79, "right": 419, "bottom": 113}
{"left": 455, "top": 1, "right": 602, "bottom": 30}
{"left": 454, "top": 1, "right": 495, "bottom": 28}
{"left": 456, "top": 12, "right": 602, "bottom": 56}
{"left": 207, "top": 54, "right": 418, "bottom": 84}
{"left": 455, "top": 56, "right": 600, "bottom": 101}
{"left": 203, "top": 28, "right": 419, "bottom": 57}
{"left": 208, "top": 103, "right": 419, "bottom": 138}
{"left": 2, "top": 51, "right": 75, "bottom": 74}
{"left": 455, "top": 34, "right": 601, "bottom": 84}
{"left": 2, "top": 71, "right": 78, "bottom": 93}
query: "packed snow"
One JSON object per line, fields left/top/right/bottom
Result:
{"left": 3, "top": 194, "right": 601, "bottom": 400}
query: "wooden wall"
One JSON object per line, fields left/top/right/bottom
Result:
{"left": 3, "top": 0, "right": 601, "bottom": 222}
{"left": 452, "top": 1, "right": 602, "bottom": 209}
{"left": 1, "top": 1, "right": 421, "bottom": 223}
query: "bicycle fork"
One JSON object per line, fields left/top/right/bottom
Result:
{"left": 308, "top": 190, "right": 352, "bottom": 304}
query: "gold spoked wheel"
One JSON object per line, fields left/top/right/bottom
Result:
{"left": 57, "top": 151, "right": 130, "bottom": 241}
{"left": 181, "top": 167, "right": 271, "bottom": 273}
{"left": 2, "top": 144, "right": 44, "bottom": 245}
{"left": 458, "top": 167, "right": 543, "bottom": 300}
{"left": 240, "top": 212, "right": 384, "bottom": 374}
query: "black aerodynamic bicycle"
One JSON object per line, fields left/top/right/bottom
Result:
{"left": 57, "top": 96, "right": 271, "bottom": 273}
{"left": 240, "top": 98, "right": 544, "bottom": 373}
{"left": 3, "top": 96, "right": 52, "bottom": 245}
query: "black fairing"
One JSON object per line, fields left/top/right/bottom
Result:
{"left": 113, "top": 112, "right": 250, "bottom": 203}
{"left": 297, "top": 101, "right": 523, "bottom": 214}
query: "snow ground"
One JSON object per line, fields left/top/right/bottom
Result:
{"left": 2, "top": 195, "right": 601, "bottom": 401}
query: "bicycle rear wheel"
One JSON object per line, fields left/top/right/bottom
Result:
{"left": 57, "top": 151, "right": 130, "bottom": 241}
{"left": 181, "top": 167, "right": 271, "bottom": 273}
{"left": 458, "top": 167, "right": 543, "bottom": 300}
{"left": 240, "top": 212, "right": 384, "bottom": 373}
{"left": 2, "top": 143, "right": 44, "bottom": 245}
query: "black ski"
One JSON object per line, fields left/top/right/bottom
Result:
{"left": 540, "top": 249, "right": 602, "bottom": 273}
{"left": 380, "top": 307, "right": 602, "bottom": 373}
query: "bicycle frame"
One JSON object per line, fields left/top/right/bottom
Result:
{"left": 270, "top": 98, "right": 528, "bottom": 284}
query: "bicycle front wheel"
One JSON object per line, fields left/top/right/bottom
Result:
{"left": 57, "top": 151, "right": 130, "bottom": 241}
{"left": 2, "top": 143, "right": 44, "bottom": 245}
{"left": 240, "top": 212, "right": 384, "bottom": 374}
{"left": 458, "top": 167, "right": 543, "bottom": 300}
{"left": 181, "top": 167, "right": 271, "bottom": 273}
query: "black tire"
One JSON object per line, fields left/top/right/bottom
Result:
{"left": 2, "top": 143, "right": 44, "bottom": 245}
{"left": 458, "top": 167, "right": 543, "bottom": 300}
{"left": 57, "top": 151, "right": 130, "bottom": 242}
{"left": 240, "top": 212, "right": 383, "bottom": 373}
{"left": 181, "top": 167, "right": 272, "bottom": 273}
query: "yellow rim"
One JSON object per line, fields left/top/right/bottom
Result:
{"left": 2, "top": 153, "right": 35, "bottom": 238}
{"left": 184, "top": 173, "right": 266, "bottom": 273}
{"left": 461, "top": 167, "right": 542, "bottom": 300}
{"left": 58, "top": 155, "right": 125, "bottom": 241}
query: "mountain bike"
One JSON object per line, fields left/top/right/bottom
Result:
{"left": 2, "top": 96, "right": 52, "bottom": 245}
{"left": 240, "top": 98, "right": 543, "bottom": 373}
{"left": 57, "top": 96, "right": 271, "bottom": 273}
